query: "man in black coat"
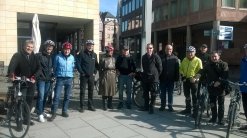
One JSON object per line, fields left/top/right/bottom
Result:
{"left": 76, "top": 40, "right": 99, "bottom": 112}
{"left": 158, "top": 44, "right": 179, "bottom": 112}
{"left": 201, "top": 51, "right": 229, "bottom": 125}
{"left": 8, "top": 39, "right": 41, "bottom": 125}
{"left": 141, "top": 43, "right": 162, "bottom": 114}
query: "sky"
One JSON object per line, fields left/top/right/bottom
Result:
{"left": 100, "top": 0, "right": 118, "bottom": 16}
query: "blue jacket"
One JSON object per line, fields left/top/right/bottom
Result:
{"left": 240, "top": 57, "right": 247, "bottom": 93}
{"left": 54, "top": 53, "right": 75, "bottom": 78}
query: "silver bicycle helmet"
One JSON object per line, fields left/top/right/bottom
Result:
{"left": 43, "top": 40, "right": 55, "bottom": 47}
{"left": 86, "top": 40, "right": 94, "bottom": 45}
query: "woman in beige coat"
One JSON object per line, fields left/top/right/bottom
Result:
{"left": 99, "top": 46, "right": 117, "bottom": 110}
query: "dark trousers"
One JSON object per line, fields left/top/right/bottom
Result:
{"left": 21, "top": 83, "right": 35, "bottom": 110}
{"left": 183, "top": 79, "right": 198, "bottom": 113}
{"left": 242, "top": 92, "right": 247, "bottom": 120}
{"left": 142, "top": 82, "right": 158, "bottom": 109}
{"left": 209, "top": 94, "right": 225, "bottom": 121}
{"left": 80, "top": 75, "right": 95, "bottom": 108}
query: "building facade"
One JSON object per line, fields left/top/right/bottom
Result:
{"left": 0, "top": 0, "right": 99, "bottom": 71}
{"left": 118, "top": 0, "right": 247, "bottom": 66}
{"left": 100, "top": 12, "right": 119, "bottom": 52}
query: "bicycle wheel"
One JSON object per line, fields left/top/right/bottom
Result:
{"left": 226, "top": 103, "right": 237, "bottom": 138}
{"left": 132, "top": 81, "right": 144, "bottom": 108}
{"left": 8, "top": 101, "right": 30, "bottom": 138}
{"left": 195, "top": 98, "right": 205, "bottom": 128}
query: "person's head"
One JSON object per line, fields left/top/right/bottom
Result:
{"left": 186, "top": 46, "right": 196, "bottom": 60}
{"left": 106, "top": 46, "right": 114, "bottom": 56}
{"left": 200, "top": 44, "right": 208, "bottom": 54}
{"left": 62, "top": 42, "right": 72, "bottom": 56}
{"left": 23, "top": 40, "right": 35, "bottom": 55}
{"left": 210, "top": 51, "right": 221, "bottom": 63}
{"left": 85, "top": 39, "right": 94, "bottom": 52}
{"left": 244, "top": 44, "right": 247, "bottom": 56}
{"left": 165, "top": 44, "right": 173, "bottom": 56}
{"left": 146, "top": 43, "right": 154, "bottom": 55}
{"left": 43, "top": 40, "right": 55, "bottom": 55}
{"left": 122, "top": 45, "right": 130, "bottom": 56}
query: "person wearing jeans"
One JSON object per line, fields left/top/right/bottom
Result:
{"left": 116, "top": 45, "right": 136, "bottom": 109}
{"left": 158, "top": 44, "right": 179, "bottom": 112}
{"left": 36, "top": 40, "right": 55, "bottom": 122}
{"left": 49, "top": 42, "right": 75, "bottom": 121}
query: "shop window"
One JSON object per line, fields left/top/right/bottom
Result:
{"left": 132, "top": 0, "right": 135, "bottom": 11}
{"left": 136, "top": 0, "right": 140, "bottom": 9}
{"left": 239, "top": 0, "right": 247, "bottom": 8}
{"left": 222, "top": 0, "right": 235, "bottom": 8}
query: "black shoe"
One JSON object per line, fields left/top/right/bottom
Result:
{"left": 180, "top": 109, "right": 191, "bottom": 114}
{"left": 23, "top": 120, "right": 35, "bottom": 126}
{"left": 62, "top": 112, "right": 69, "bottom": 118}
{"left": 139, "top": 106, "right": 149, "bottom": 111}
{"left": 126, "top": 105, "right": 131, "bottom": 109}
{"left": 239, "top": 125, "right": 247, "bottom": 130}
{"left": 88, "top": 106, "right": 96, "bottom": 111}
{"left": 168, "top": 107, "right": 174, "bottom": 112}
{"left": 48, "top": 114, "right": 56, "bottom": 122}
{"left": 218, "top": 120, "right": 225, "bottom": 125}
{"left": 149, "top": 108, "right": 154, "bottom": 114}
{"left": 117, "top": 103, "right": 123, "bottom": 109}
{"left": 159, "top": 107, "right": 165, "bottom": 111}
{"left": 107, "top": 105, "right": 113, "bottom": 109}
{"left": 208, "top": 118, "right": 216, "bottom": 123}
{"left": 79, "top": 108, "right": 84, "bottom": 113}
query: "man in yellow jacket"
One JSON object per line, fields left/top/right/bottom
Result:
{"left": 179, "top": 46, "right": 202, "bottom": 117}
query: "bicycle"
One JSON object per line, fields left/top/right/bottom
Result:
{"left": 132, "top": 78, "right": 144, "bottom": 108}
{"left": 194, "top": 84, "right": 211, "bottom": 128}
{"left": 224, "top": 80, "right": 247, "bottom": 138}
{"left": 3, "top": 76, "right": 31, "bottom": 138}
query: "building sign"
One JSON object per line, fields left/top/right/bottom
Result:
{"left": 218, "top": 25, "right": 233, "bottom": 40}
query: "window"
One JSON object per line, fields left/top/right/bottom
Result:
{"left": 163, "top": 4, "right": 168, "bottom": 20}
{"left": 128, "top": 20, "right": 131, "bottom": 30}
{"left": 129, "top": 2, "right": 131, "bottom": 13}
{"left": 140, "top": 0, "right": 143, "bottom": 7}
{"left": 125, "top": 21, "right": 128, "bottom": 31}
{"left": 135, "top": 15, "right": 140, "bottom": 28}
{"left": 170, "top": 1, "right": 177, "bottom": 18}
{"left": 140, "top": 14, "right": 142, "bottom": 27}
{"left": 136, "top": 0, "right": 140, "bottom": 9}
{"left": 201, "top": 0, "right": 213, "bottom": 9}
{"left": 121, "top": 22, "right": 124, "bottom": 32}
{"left": 180, "top": 0, "right": 188, "bottom": 16}
{"left": 222, "top": 0, "right": 235, "bottom": 8}
{"left": 239, "top": 0, "right": 247, "bottom": 8}
{"left": 191, "top": 0, "right": 199, "bottom": 12}
{"left": 132, "top": 0, "right": 135, "bottom": 11}
{"left": 132, "top": 19, "right": 135, "bottom": 29}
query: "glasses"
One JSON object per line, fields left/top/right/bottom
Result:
{"left": 147, "top": 47, "right": 153, "bottom": 49}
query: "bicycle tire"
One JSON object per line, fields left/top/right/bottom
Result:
{"left": 226, "top": 103, "right": 237, "bottom": 138}
{"left": 8, "top": 101, "right": 30, "bottom": 138}
{"left": 132, "top": 81, "right": 144, "bottom": 108}
{"left": 195, "top": 95, "right": 205, "bottom": 128}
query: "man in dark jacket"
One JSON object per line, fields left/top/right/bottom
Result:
{"left": 8, "top": 39, "right": 41, "bottom": 125}
{"left": 35, "top": 40, "right": 55, "bottom": 123}
{"left": 141, "top": 43, "right": 162, "bottom": 114}
{"left": 158, "top": 44, "right": 179, "bottom": 112}
{"left": 76, "top": 40, "right": 99, "bottom": 112}
{"left": 201, "top": 51, "right": 229, "bottom": 125}
{"left": 197, "top": 44, "right": 210, "bottom": 67}
{"left": 116, "top": 45, "right": 136, "bottom": 109}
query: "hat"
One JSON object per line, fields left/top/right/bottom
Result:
{"left": 186, "top": 46, "right": 196, "bottom": 52}
{"left": 201, "top": 44, "right": 207, "bottom": 48}
{"left": 244, "top": 44, "right": 247, "bottom": 49}
{"left": 123, "top": 45, "right": 129, "bottom": 50}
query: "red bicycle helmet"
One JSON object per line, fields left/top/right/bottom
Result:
{"left": 62, "top": 42, "right": 72, "bottom": 49}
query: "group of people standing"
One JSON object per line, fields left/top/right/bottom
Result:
{"left": 7, "top": 39, "right": 247, "bottom": 130}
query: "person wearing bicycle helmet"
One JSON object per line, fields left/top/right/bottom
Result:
{"left": 49, "top": 42, "right": 75, "bottom": 121}
{"left": 179, "top": 46, "right": 202, "bottom": 117}
{"left": 35, "top": 40, "right": 55, "bottom": 122}
{"left": 239, "top": 44, "right": 247, "bottom": 130}
{"left": 76, "top": 39, "right": 98, "bottom": 112}
{"left": 8, "top": 39, "right": 41, "bottom": 125}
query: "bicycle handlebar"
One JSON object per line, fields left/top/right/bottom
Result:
{"left": 13, "top": 76, "right": 32, "bottom": 83}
